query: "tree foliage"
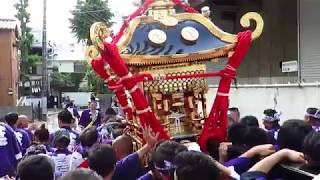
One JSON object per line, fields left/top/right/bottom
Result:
{"left": 15, "top": 0, "right": 34, "bottom": 83}
{"left": 27, "top": 54, "right": 41, "bottom": 67}
{"left": 70, "top": 0, "right": 114, "bottom": 45}
{"left": 50, "top": 72, "right": 85, "bottom": 92}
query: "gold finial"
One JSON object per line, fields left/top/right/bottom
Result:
{"left": 148, "top": 0, "right": 175, "bottom": 21}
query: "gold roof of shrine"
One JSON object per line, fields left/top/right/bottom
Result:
{"left": 114, "top": 0, "right": 264, "bottom": 67}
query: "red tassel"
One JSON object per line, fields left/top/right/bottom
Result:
{"left": 198, "top": 31, "right": 252, "bottom": 153}
{"left": 91, "top": 58, "right": 109, "bottom": 80}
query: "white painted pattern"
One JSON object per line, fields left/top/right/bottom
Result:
{"left": 0, "top": 125, "right": 8, "bottom": 146}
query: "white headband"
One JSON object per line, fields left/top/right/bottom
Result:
{"left": 306, "top": 109, "right": 320, "bottom": 119}
{"left": 263, "top": 112, "right": 281, "bottom": 122}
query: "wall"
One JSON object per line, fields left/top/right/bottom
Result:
{"left": 0, "top": 106, "right": 33, "bottom": 120}
{"left": 57, "top": 61, "right": 74, "bottom": 73}
{"left": 300, "top": 0, "right": 320, "bottom": 82}
{"left": 206, "top": 0, "right": 298, "bottom": 85}
{"left": 0, "top": 29, "right": 18, "bottom": 106}
{"left": 237, "top": 0, "right": 298, "bottom": 84}
{"left": 207, "top": 85, "right": 320, "bottom": 124}
{"left": 10, "top": 30, "right": 19, "bottom": 105}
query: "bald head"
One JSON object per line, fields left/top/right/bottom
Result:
{"left": 18, "top": 115, "right": 30, "bottom": 129}
{"left": 112, "top": 135, "right": 133, "bottom": 160}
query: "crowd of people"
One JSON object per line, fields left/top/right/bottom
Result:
{"left": 1, "top": 97, "right": 320, "bottom": 180}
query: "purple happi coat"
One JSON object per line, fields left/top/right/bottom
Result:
{"left": 12, "top": 127, "right": 31, "bottom": 155}
{"left": 0, "top": 123, "right": 22, "bottom": 177}
{"left": 312, "top": 125, "right": 320, "bottom": 132}
{"left": 79, "top": 109, "right": 101, "bottom": 128}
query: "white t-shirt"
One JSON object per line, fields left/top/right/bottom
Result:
{"left": 50, "top": 152, "right": 84, "bottom": 175}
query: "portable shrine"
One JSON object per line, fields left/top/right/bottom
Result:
{"left": 87, "top": 0, "right": 264, "bottom": 150}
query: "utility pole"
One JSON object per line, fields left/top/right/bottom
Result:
{"left": 41, "top": 0, "right": 48, "bottom": 121}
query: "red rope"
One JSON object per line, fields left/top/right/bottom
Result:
{"left": 172, "top": 0, "right": 198, "bottom": 13}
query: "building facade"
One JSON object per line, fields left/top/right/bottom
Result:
{"left": 0, "top": 19, "right": 19, "bottom": 106}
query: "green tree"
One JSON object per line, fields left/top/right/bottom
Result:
{"left": 70, "top": 0, "right": 114, "bottom": 45}
{"left": 15, "top": 0, "right": 37, "bottom": 96}
{"left": 50, "top": 72, "right": 85, "bottom": 93}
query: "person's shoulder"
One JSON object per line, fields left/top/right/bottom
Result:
{"left": 16, "top": 128, "right": 29, "bottom": 135}
{"left": 0, "top": 122, "right": 9, "bottom": 129}
{"left": 82, "top": 109, "right": 91, "bottom": 114}
{"left": 66, "top": 128, "right": 79, "bottom": 135}
{"left": 0, "top": 123, "right": 13, "bottom": 133}
{"left": 125, "top": 152, "right": 139, "bottom": 160}
{"left": 117, "top": 152, "right": 139, "bottom": 165}
{"left": 137, "top": 172, "right": 153, "bottom": 180}
{"left": 71, "top": 129, "right": 80, "bottom": 136}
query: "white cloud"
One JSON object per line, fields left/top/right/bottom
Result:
{"left": 0, "top": 0, "right": 18, "bottom": 19}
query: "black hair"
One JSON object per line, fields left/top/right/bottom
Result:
{"left": 174, "top": 151, "right": 219, "bottom": 180}
{"left": 301, "top": 132, "right": 320, "bottom": 174}
{"left": 206, "top": 138, "right": 220, "bottom": 160}
{"left": 240, "top": 115, "right": 259, "bottom": 127}
{"left": 152, "top": 141, "right": 188, "bottom": 170}
{"left": 53, "top": 129, "right": 70, "bottom": 149}
{"left": 243, "top": 127, "right": 268, "bottom": 148}
{"left": 80, "top": 127, "right": 99, "bottom": 147}
{"left": 112, "top": 128, "right": 124, "bottom": 139}
{"left": 306, "top": 108, "right": 318, "bottom": 115}
{"left": 227, "top": 125, "right": 267, "bottom": 160}
{"left": 228, "top": 107, "right": 239, "bottom": 113}
{"left": 227, "top": 145, "right": 248, "bottom": 161}
{"left": 263, "top": 109, "right": 278, "bottom": 117}
{"left": 65, "top": 102, "right": 74, "bottom": 109}
{"left": 228, "top": 107, "right": 240, "bottom": 123}
{"left": 5, "top": 112, "right": 19, "bottom": 126}
{"left": 302, "top": 132, "right": 320, "bottom": 163}
{"left": 88, "top": 144, "right": 117, "bottom": 178}
{"left": 55, "top": 138, "right": 70, "bottom": 149}
{"left": 58, "top": 110, "right": 73, "bottom": 124}
{"left": 227, "top": 123, "right": 247, "bottom": 145}
{"left": 105, "top": 108, "right": 117, "bottom": 116}
{"left": 277, "top": 119, "right": 313, "bottom": 151}
{"left": 17, "top": 155, "right": 54, "bottom": 180}
{"left": 34, "top": 124, "right": 50, "bottom": 143}
{"left": 60, "top": 168, "right": 103, "bottom": 180}
{"left": 90, "top": 95, "right": 96, "bottom": 101}
{"left": 23, "top": 144, "right": 47, "bottom": 159}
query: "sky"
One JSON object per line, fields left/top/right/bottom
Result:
{"left": 0, "top": 0, "right": 137, "bottom": 47}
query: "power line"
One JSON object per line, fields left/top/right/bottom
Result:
{"left": 71, "top": 8, "right": 111, "bottom": 23}
{"left": 71, "top": 9, "right": 109, "bottom": 14}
